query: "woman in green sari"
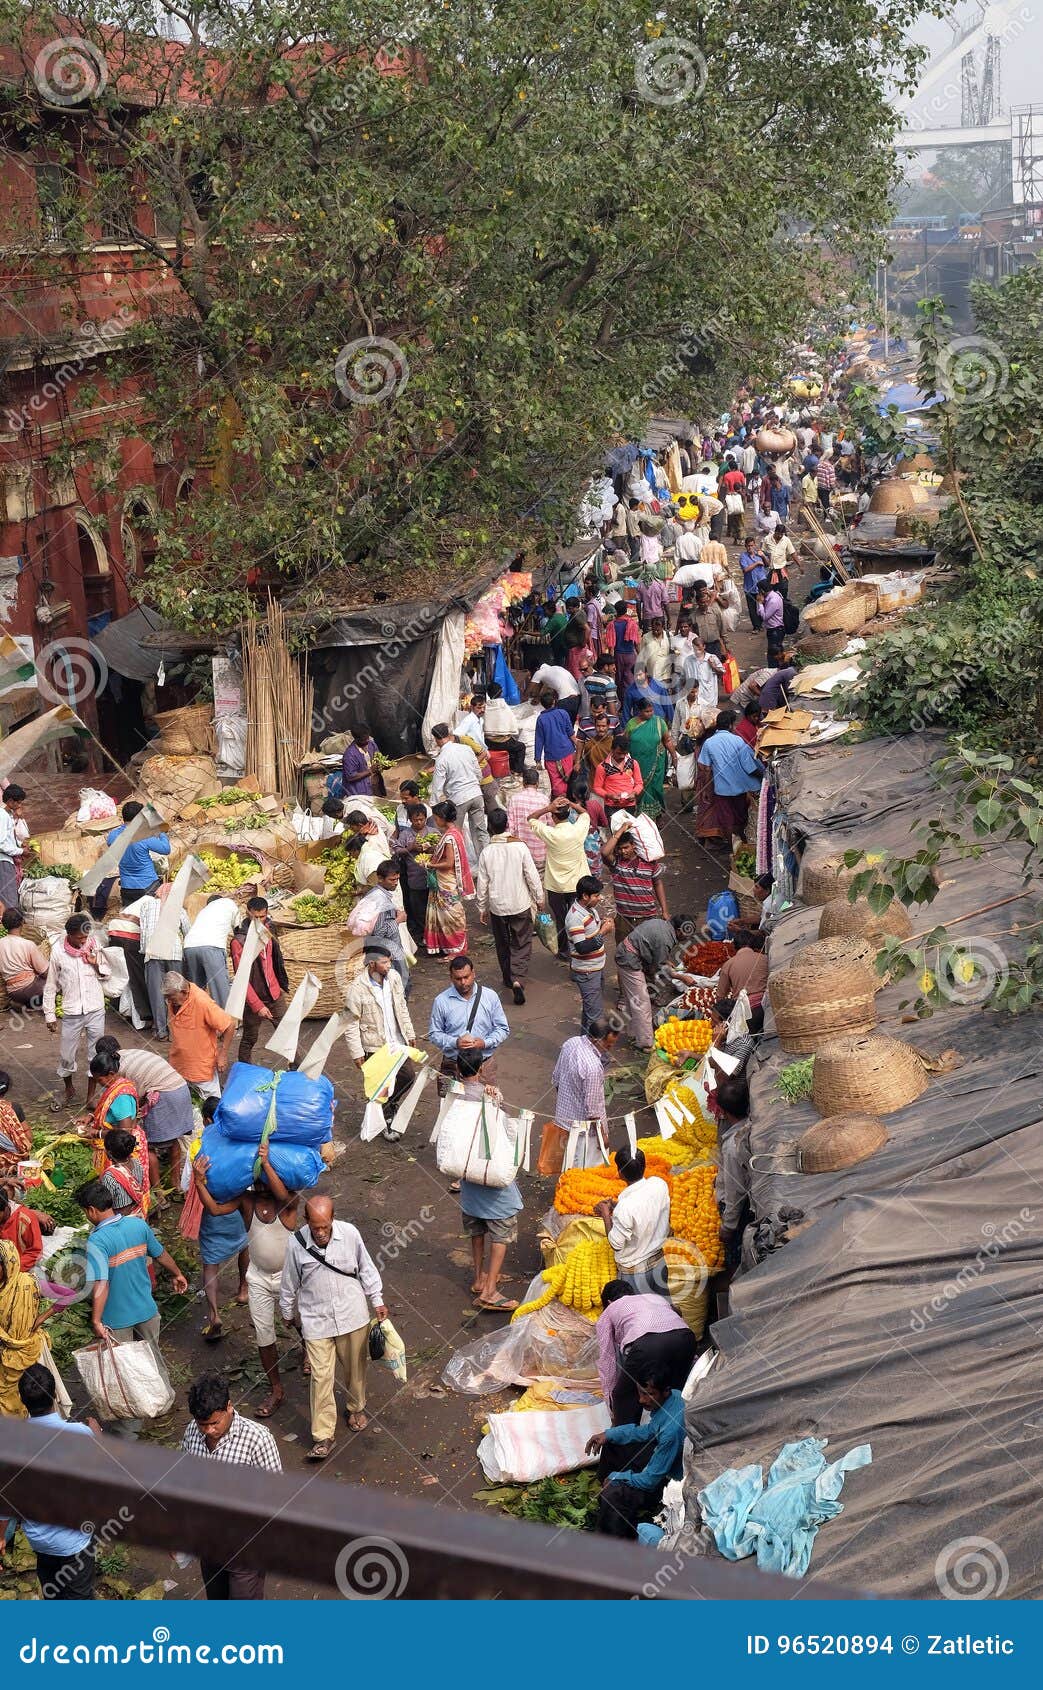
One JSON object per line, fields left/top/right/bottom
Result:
{"left": 625, "top": 699, "right": 677, "bottom": 819}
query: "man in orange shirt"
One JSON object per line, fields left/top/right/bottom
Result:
{"left": 161, "top": 972, "right": 236, "bottom": 1099}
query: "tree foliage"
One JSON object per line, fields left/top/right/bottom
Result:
{"left": 899, "top": 143, "right": 1011, "bottom": 220}
{"left": 838, "top": 274, "right": 1043, "bottom": 750}
{"left": 3, "top": 0, "right": 937, "bottom": 627}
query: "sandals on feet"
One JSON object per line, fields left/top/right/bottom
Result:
{"left": 307, "top": 1440, "right": 334, "bottom": 1461}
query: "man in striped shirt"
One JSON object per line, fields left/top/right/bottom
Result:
{"left": 505, "top": 768, "right": 547, "bottom": 868}
{"left": 815, "top": 452, "right": 837, "bottom": 512}
{"left": 552, "top": 1019, "right": 620, "bottom": 1133}
{"left": 565, "top": 876, "right": 612, "bottom": 1031}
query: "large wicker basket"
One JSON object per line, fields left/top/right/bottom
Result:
{"left": 272, "top": 920, "right": 351, "bottom": 964}
{"left": 802, "top": 588, "right": 867, "bottom": 637}
{"left": 283, "top": 958, "right": 345, "bottom": 1019}
{"left": 154, "top": 705, "right": 215, "bottom": 756}
{"left": 798, "top": 847, "right": 863, "bottom": 906}
{"left": 796, "top": 1114, "right": 888, "bottom": 1173}
{"left": 849, "top": 580, "right": 880, "bottom": 620}
{"left": 768, "top": 941, "right": 878, "bottom": 1054}
{"left": 811, "top": 1033, "right": 927, "bottom": 1117}
{"left": 818, "top": 895, "right": 913, "bottom": 942}
{"left": 797, "top": 629, "right": 849, "bottom": 662}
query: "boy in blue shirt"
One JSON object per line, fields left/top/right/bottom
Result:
{"left": 105, "top": 801, "right": 170, "bottom": 904}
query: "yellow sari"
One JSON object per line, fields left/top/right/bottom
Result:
{"left": 0, "top": 1237, "right": 43, "bottom": 1418}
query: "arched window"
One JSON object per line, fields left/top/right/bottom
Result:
{"left": 75, "top": 512, "right": 113, "bottom": 615}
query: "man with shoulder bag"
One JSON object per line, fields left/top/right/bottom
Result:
{"left": 279, "top": 1194, "right": 388, "bottom": 1459}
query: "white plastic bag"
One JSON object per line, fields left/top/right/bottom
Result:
{"left": 100, "top": 944, "right": 129, "bottom": 1000}
{"left": 435, "top": 1094, "right": 524, "bottom": 1188}
{"left": 74, "top": 1334, "right": 175, "bottom": 1420}
{"left": 77, "top": 786, "right": 117, "bottom": 823}
{"left": 20, "top": 876, "right": 75, "bottom": 931}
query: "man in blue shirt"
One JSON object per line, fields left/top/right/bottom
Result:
{"left": 534, "top": 690, "right": 577, "bottom": 793}
{"left": 0, "top": 1365, "right": 97, "bottom": 1597}
{"left": 586, "top": 1371, "right": 686, "bottom": 1538}
{"left": 698, "top": 710, "right": 764, "bottom": 843}
{"left": 739, "top": 541, "right": 767, "bottom": 629}
{"left": 428, "top": 954, "right": 510, "bottom": 1081}
{"left": 77, "top": 1179, "right": 187, "bottom": 1341}
{"left": 767, "top": 471, "right": 791, "bottom": 522}
{"left": 105, "top": 801, "right": 170, "bottom": 903}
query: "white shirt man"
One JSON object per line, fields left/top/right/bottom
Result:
{"left": 430, "top": 738, "right": 483, "bottom": 805}
{"left": 607, "top": 1173, "right": 671, "bottom": 1270}
{"left": 183, "top": 897, "right": 238, "bottom": 952}
{"left": 530, "top": 663, "right": 580, "bottom": 701}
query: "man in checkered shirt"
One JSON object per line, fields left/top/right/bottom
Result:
{"left": 180, "top": 1371, "right": 281, "bottom": 1600}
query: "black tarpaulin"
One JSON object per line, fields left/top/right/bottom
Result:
{"left": 92, "top": 606, "right": 193, "bottom": 682}
{"left": 683, "top": 733, "right": 1043, "bottom": 1597}
{"left": 307, "top": 626, "right": 441, "bottom": 756}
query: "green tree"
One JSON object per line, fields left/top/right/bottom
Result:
{"left": 899, "top": 143, "right": 1011, "bottom": 220}
{"left": 3, "top": 0, "right": 937, "bottom": 629}
{"left": 837, "top": 274, "right": 1043, "bottom": 750}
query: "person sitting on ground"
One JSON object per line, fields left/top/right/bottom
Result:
{"left": 454, "top": 1048, "right": 522, "bottom": 1314}
{"left": 707, "top": 999, "right": 765, "bottom": 1077}
{"left": 585, "top": 1365, "right": 687, "bottom": 1539}
{"left": 734, "top": 701, "right": 762, "bottom": 750}
{"left": 0, "top": 909, "right": 48, "bottom": 1009}
{"left": 0, "top": 1188, "right": 42, "bottom": 1274}
{"left": 716, "top": 929, "right": 768, "bottom": 1005}
{"left": 596, "top": 1279, "right": 698, "bottom": 1427}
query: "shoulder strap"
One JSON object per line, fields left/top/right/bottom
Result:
{"left": 293, "top": 1228, "right": 358, "bottom": 1279}
{"left": 464, "top": 987, "right": 484, "bottom": 1034}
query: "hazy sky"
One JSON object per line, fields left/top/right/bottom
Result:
{"left": 903, "top": 6, "right": 1043, "bottom": 130}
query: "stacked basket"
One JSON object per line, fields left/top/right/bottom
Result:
{"left": 272, "top": 920, "right": 357, "bottom": 1019}
{"left": 154, "top": 704, "right": 215, "bottom": 756}
{"left": 801, "top": 586, "right": 868, "bottom": 638}
{"left": 818, "top": 895, "right": 913, "bottom": 942}
{"left": 768, "top": 939, "right": 879, "bottom": 1054}
{"left": 811, "top": 1033, "right": 927, "bottom": 1117}
{"left": 798, "top": 847, "right": 863, "bottom": 906}
{"left": 796, "top": 1114, "right": 889, "bottom": 1173}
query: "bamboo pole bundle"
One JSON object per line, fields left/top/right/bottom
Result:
{"left": 240, "top": 597, "right": 313, "bottom": 801}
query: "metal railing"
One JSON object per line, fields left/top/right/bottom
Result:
{"left": 0, "top": 1421, "right": 858, "bottom": 1600}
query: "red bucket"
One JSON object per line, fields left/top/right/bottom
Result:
{"left": 488, "top": 749, "right": 510, "bottom": 778}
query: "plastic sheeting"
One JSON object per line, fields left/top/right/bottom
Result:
{"left": 684, "top": 733, "right": 1043, "bottom": 1597}
{"left": 442, "top": 1275, "right": 600, "bottom": 1397}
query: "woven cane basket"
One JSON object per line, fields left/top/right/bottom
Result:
{"left": 283, "top": 958, "right": 346, "bottom": 1019}
{"left": 799, "top": 848, "right": 863, "bottom": 906}
{"left": 796, "top": 1114, "right": 888, "bottom": 1173}
{"left": 802, "top": 588, "right": 867, "bottom": 637}
{"left": 768, "top": 942, "right": 878, "bottom": 1054}
{"left": 154, "top": 705, "right": 215, "bottom": 756}
{"left": 818, "top": 895, "right": 913, "bottom": 942}
{"left": 849, "top": 580, "right": 880, "bottom": 619}
{"left": 271, "top": 919, "right": 350, "bottom": 964}
{"left": 811, "top": 1033, "right": 927, "bottom": 1118}
{"left": 797, "top": 629, "right": 849, "bottom": 662}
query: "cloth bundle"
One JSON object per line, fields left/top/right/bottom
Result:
{"left": 697, "top": 1436, "right": 872, "bottom": 1577}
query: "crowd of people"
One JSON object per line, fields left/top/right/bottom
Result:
{"left": 0, "top": 391, "right": 845, "bottom": 1586}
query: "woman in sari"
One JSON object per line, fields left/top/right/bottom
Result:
{"left": 86, "top": 1051, "right": 150, "bottom": 1217}
{"left": 423, "top": 801, "right": 475, "bottom": 958}
{"left": 625, "top": 699, "right": 676, "bottom": 821}
{"left": 0, "top": 1071, "right": 32, "bottom": 1186}
{"left": 0, "top": 1238, "right": 44, "bottom": 1417}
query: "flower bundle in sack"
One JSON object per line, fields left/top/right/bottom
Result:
{"left": 553, "top": 1156, "right": 672, "bottom": 1215}
{"left": 511, "top": 1234, "right": 616, "bottom": 1323}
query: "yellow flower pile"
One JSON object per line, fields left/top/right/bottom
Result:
{"left": 511, "top": 1235, "right": 616, "bottom": 1323}
{"left": 199, "top": 850, "right": 262, "bottom": 889}
{"left": 553, "top": 1156, "right": 672, "bottom": 1215}
{"left": 662, "top": 1077, "right": 718, "bottom": 1153}
{"left": 669, "top": 1166, "right": 724, "bottom": 1271}
{"left": 636, "top": 1134, "right": 691, "bottom": 1167}
{"left": 655, "top": 1016, "right": 712, "bottom": 1062}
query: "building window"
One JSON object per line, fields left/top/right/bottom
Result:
{"left": 35, "top": 163, "right": 76, "bottom": 243}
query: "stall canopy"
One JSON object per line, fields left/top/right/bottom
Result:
{"left": 92, "top": 606, "right": 195, "bottom": 683}
{"left": 684, "top": 734, "right": 1043, "bottom": 1597}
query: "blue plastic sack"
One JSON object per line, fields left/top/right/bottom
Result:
{"left": 214, "top": 1063, "right": 335, "bottom": 1148}
{"left": 200, "top": 1125, "right": 326, "bottom": 1202}
{"left": 706, "top": 890, "right": 739, "bottom": 940}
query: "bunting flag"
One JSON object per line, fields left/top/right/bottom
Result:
{"left": 0, "top": 703, "right": 86, "bottom": 781}
{"left": 0, "top": 630, "right": 36, "bottom": 697}
{"left": 224, "top": 918, "right": 264, "bottom": 1023}
{"left": 263, "top": 971, "right": 322, "bottom": 1064}
{"left": 296, "top": 1013, "right": 345, "bottom": 1080}
{"left": 78, "top": 800, "right": 166, "bottom": 895}
{"left": 145, "top": 854, "right": 207, "bottom": 961}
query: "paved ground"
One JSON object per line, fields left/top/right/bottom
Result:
{"left": 4, "top": 552, "right": 771, "bottom": 1599}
